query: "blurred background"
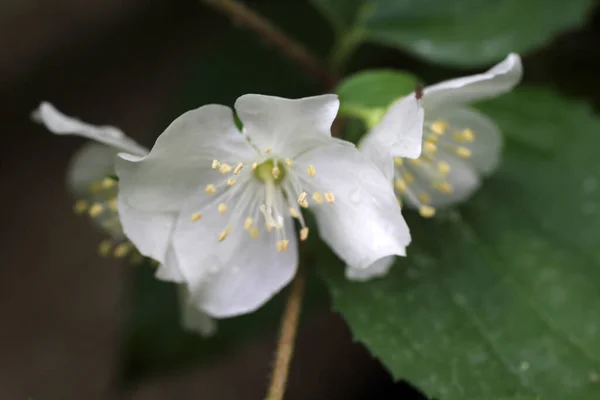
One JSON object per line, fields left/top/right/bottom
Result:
{"left": 2, "top": 0, "right": 599, "bottom": 399}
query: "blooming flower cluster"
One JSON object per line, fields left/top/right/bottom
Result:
{"left": 32, "top": 52, "right": 521, "bottom": 326}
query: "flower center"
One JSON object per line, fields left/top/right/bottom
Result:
{"left": 254, "top": 159, "right": 286, "bottom": 184}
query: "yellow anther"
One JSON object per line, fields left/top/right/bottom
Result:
{"left": 233, "top": 162, "right": 244, "bottom": 175}
{"left": 431, "top": 120, "right": 448, "bottom": 135}
{"left": 277, "top": 240, "right": 289, "bottom": 252}
{"left": 299, "top": 199, "right": 309, "bottom": 208}
{"left": 212, "top": 159, "right": 221, "bottom": 169}
{"left": 89, "top": 181, "right": 103, "bottom": 193}
{"left": 324, "top": 192, "right": 335, "bottom": 203}
{"left": 244, "top": 217, "right": 254, "bottom": 230}
{"left": 205, "top": 184, "right": 216, "bottom": 194}
{"left": 191, "top": 212, "right": 203, "bottom": 222}
{"left": 419, "top": 205, "right": 436, "bottom": 218}
{"left": 219, "top": 163, "right": 232, "bottom": 174}
{"left": 308, "top": 165, "right": 316, "bottom": 177}
{"left": 108, "top": 198, "right": 118, "bottom": 211}
{"left": 312, "top": 192, "right": 324, "bottom": 204}
{"left": 218, "top": 226, "right": 232, "bottom": 242}
{"left": 403, "top": 172, "right": 415, "bottom": 184}
{"left": 456, "top": 146, "right": 472, "bottom": 158}
{"left": 395, "top": 179, "right": 407, "bottom": 193}
{"left": 426, "top": 135, "right": 439, "bottom": 143}
{"left": 114, "top": 243, "right": 132, "bottom": 258}
{"left": 249, "top": 227, "right": 259, "bottom": 239}
{"left": 397, "top": 196, "right": 403, "bottom": 207}
{"left": 98, "top": 240, "right": 112, "bottom": 257}
{"left": 73, "top": 200, "right": 88, "bottom": 215}
{"left": 252, "top": 162, "right": 258, "bottom": 171}
{"left": 424, "top": 141, "right": 437, "bottom": 153}
{"left": 458, "top": 128, "right": 475, "bottom": 142}
{"left": 298, "top": 192, "right": 307, "bottom": 204}
{"left": 101, "top": 177, "right": 116, "bottom": 189}
{"left": 227, "top": 178, "right": 237, "bottom": 186}
{"left": 300, "top": 227, "right": 309, "bottom": 241}
{"left": 285, "top": 158, "right": 294, "bottom": 167}
{"left": 410, "top": 158, "right": 421, "bottom": 166}
{"left": 437, "top": 182, "right": 453, "bottom": 194}
{"left": 438, "top": 161, "right": 451, "bottom": 174}
{"left": 218, "top": 203, "right": 227, "bottom": 214}
{"left": 264, "top": 147, "right": 272, "bottom": 153}
{"left": 89, "top": 203, "right": 104, "bottom": 217}
{"left": 289, "top": 207, "right": 300, "bottom": 218}
{"left": 419, "top": 193, "right": 431, "bottom": 204}
{"left": 394, "top": 157, "right": 403, "bottom": 166}
{"left": 272, "top": 166, "right": 280, "bottom": 179}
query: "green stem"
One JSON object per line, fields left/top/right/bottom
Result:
{"left": 328, "top": 31, "right": 362, "bottom": 74}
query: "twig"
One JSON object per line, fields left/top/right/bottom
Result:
{"left": 265, "top": 267, "right": 306, "bottom": 400}
{"left": 202, "top": 0, "right": 337, "bottom": 88}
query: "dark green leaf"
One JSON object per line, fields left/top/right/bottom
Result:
{"left": 311, "top": 0, "right": 595, "bottom": 66}
{"left": 321, "top": 89, "right": 600, "bottom": 399}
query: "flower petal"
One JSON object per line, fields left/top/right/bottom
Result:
{"left": 116, "top": 104, "right": 253, "bottom": 212}
{"left": 234, "top": 94, "right": 339, "bottom": 156}
{"left": 155, "top": 244, "right": 186, "bottom": 283}
{"left": 188, "top": 220, "right": 298, "bottom": 318}
{"left": 430, "top": 107, "right": 503, "bottom": 175}
{"left": 423, "top": 53, "right": 522, "bottom": 110}
{"left": 32, "top": 102, "right": 148, "bottom": 156}
{"left": 117, "top": 197, "right": 178, "bottom": 264}
{"left": 345, "top": 255, "right": 395, "bottom": 282}
{"left": 359, "top": 95, "right": 424, "bottom": 181}
{"left": 178, "top": 286, "right": 217, "bottom": 336}
{"left": 298, "top": 143, "right": 410, "bottom": 269}
{"left": 67, "top": 143, "right": 118, "bottom": 197}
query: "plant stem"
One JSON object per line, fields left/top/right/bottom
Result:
{"left": 202, "top": 0, "right": 337, "bottom": 88}
{"left": 328, "top": 31, "right": 362, "bottom": 74}
{"left": 265, "top": 267, "right": 306, "bottom": 400}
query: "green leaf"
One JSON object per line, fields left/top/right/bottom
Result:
{"left": 336, "top": 69, "right": 418, "bottom": 127}
{"left": 311, "top": 0, "right": 595, "bottom": 66}
{"left": 320, "top": 89, "right": 600, "bottom": 399}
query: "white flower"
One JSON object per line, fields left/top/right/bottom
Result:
{"left": 364, "top": 53, "right": 523, "bottom": 219}
{"left": 116, "top": 94, "right": 414, "bottom": 317}
{"left": 32, "top": 102, "right": 215, "bottom": 336}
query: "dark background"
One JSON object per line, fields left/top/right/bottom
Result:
{"left": 2, "top": 0, "right": 598, "bottom": 399}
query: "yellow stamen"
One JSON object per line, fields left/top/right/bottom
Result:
{"left": 272, "top": 166, "right": 280, "bottom": 179}
{"left": 191, "top": 212, "right": 203, "bottom": 222}
{"left": 264, "top": 147, "right": 272, "bottom": 153}
{"left": 298, "top": 192, "right": 307, "bottom": 204}
{"left": 312, "top": 192, "right": 324, "bottom": 204}
{"left": 205, "top": 184, "right": 216, "bottom": 194}
{"left": 410, "top": 158, "right": 421, "bottom": 166}
{"left": 289, "top": 208, "right": 300, "bottom": 218}
{"left": 219, "top": 164, "right": 232, "bottom": 174}
{"left": 456, "top": 147, "right": 472, "bottom": 158}
{"left": 394, "top": 157, "right": 403, "bottom": 166}
{"left": 98, "top": 240, "right": 112, "bottom": 257}
{"left": 394, "top": 179, "right": 407, "bottom": 193}
{"left": 89, "top": 203, "right": 104, "bottom": 217}
{"left": 300, "top": 227, "right": 309, "bottom": 241}
{"left": 437, "top": 182, "right": 453, "bottom": 194}
{"left": 114, "top": 243, "right": 132, "bottom": 258}
{"left": 212, "top": 159, "right": 220, "bottom": 169}
{"left": 438, "top": 161, "right": 451, "bottom": 174}
{"left": 424, "top": 141, "right": 437, "bottom": 153}
{"left": 233, "top": 162, "right": 244, "bottom": 175}
{"left": 419, "top": 193, "right": 431, "bottom": 204}
{"left": 252, "top": 162, "right": 258, "bottom": 171}
{"left": 227, "top": 178, "right": 236, "bottom": 186}
{"left": 431, "top": 120, "right": 448, "bottom": 135}
{"left": 403, "top": 172, "right": 415, "bottom": 184}
{"left": 89, "top": 181, "right": 103, "bottom": 193}
{"left": 459, "top": 128, "right": 475, "bottom": 142}
{"left": 249, "top": 227, "right": 259, "bottom": 239}
{"left": 108, "top": 198, "right": 118, "bottom": 211}
{"left": 277, "top": 240, "right": 289, "bottom": 252}
{"left": 73, "top": 200, "right": 88, "bottom": 215}
{"left": 324, "top": 192, "right": 335, "bottom": 203}
{"left": 218, "top": 226, "right": 232, "bottom": 242}
{"left": 101, "top": 177, "right": 115, "bottom": 189}
{"left": 299, "top": 199, "right": 309, "bottom": 208}
{"left": 308, "top": 165, "right": 316, "bottom": 177}
{"left": 285, "top": 158, "right": 294, "bottom": 167}
{"left": 419, "top": 205, "right": 436, "bottom": 218}
{"left": 218, "top": 203, "right": 227, "bottom": 214}
{"left": 397, "top": 196, "right": 403, "bottom": 207}
{"left": 244, "top": 217, "right": 254, "bottom": 230}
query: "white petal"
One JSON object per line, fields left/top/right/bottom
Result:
{"left": 117, "top": 197, "right": 178, "bottom": 265}
{"left": 423, "top": 53, "right": 522, "bottom": 110}
{"left": 430, "top": 107, "right": 503, "bottom": 175}
{"left": 155, "top": 244, "right": 186, "bottom": 283}
{"left": 298, "top": 143, "right": 410, "bottom": 269}
{"left": 67, "top": 143, "right": 118, "bottom": 197}
{"left": 188, "top": 219, "right": 298, "bottom": 318}
{"left": 32, "top": 102, "right": 148, "bottom": 156}
{"left": 345, "top": 255, "right": 395, "bottom": 282}
{"left": 116, "top": 104, "right": 253, "bottom": 212}
{"left": 234, "top": 94, "right": 339, "bottom": 156}
{"left": 178, "top": 286, "right": 217, "bottom": 337}
{"left": 359, "top": 95, "right": 424, "bottom": 181}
